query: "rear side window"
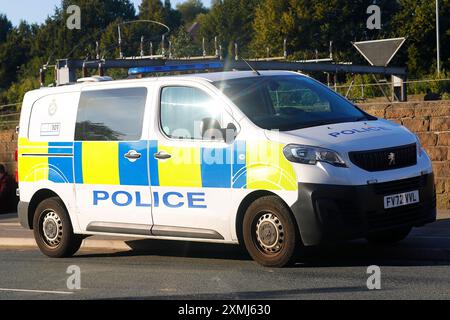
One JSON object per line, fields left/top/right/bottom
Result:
{"left": 75, "top": 87, "right": 147, "bottom": 141}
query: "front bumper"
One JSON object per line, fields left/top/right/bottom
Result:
{"left": 18, "top": 201, "right": 31, "bottom": 229}
{"left": 291, "top": 173, "right": 436, "bottom": 246}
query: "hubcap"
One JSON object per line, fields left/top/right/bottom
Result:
{"left": 255, "top": 213, "right": 285, "bottom": 254}
{"left": 41, "top": 211, "right": 63, "bottom": 247}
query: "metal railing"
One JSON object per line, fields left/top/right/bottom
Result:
{"left": 331, "top": 78, "right": 450, "bottom": 103}
{"left": 0, "top": 103, "right": 21, "bottom": 129}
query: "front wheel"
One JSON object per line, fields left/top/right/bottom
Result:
{"left": 33, "top": 197, "right": 82, "bottom": 258}
{"left": 243, "top": 196, "right": 300, "bottom": 267}
{"left": 366, "top": 226, "right": 412, "bottom": 245}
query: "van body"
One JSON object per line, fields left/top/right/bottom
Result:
{"left": 17, "top": 71, "right": 436, "bottom": 267}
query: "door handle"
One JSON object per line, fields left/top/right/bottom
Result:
{"left": 154, "top": 151, "right": 171, "bottom": 160}
{"left": 124, "top": 150, "right": 142, "bottom": 162}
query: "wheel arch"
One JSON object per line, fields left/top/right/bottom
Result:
{"left": 235, "top": 190, "right": 299, "bottom": 245}
{"left": 26, "top": 189, "right": 67, "bottom": 229}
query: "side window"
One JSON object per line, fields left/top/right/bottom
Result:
{"left": 75, "top": 87, "right": 147, "bottom": 141}
{"left": 268, "top": 80, "right": 331, "bottom": 113}
{"left": 160, "top": 86, "right": 223, "bottom": 140}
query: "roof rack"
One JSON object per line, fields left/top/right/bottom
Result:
{"left": 46, "top": 32, "right": 407, "bottom": 100}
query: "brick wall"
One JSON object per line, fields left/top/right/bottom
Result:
{"left": 0, "top": 129, "right": 17, "bottom": 177}
{"left": 359, "top": 101, "right": 450, "bottom": 210}
{"left": 0, "top": 101, "right": 448, "bottom": 209}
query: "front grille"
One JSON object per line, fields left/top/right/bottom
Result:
{"left": 349, "top": 144, "right": 417, "bottom": 172}
{"left": 373, "top": 175, "right": 426, "bottom": 195}
{"left": 367, "top": 204, "right": 425, "bottom": 230}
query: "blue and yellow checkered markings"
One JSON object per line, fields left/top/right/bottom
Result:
{"left": 20, "top": 139, "right": 297, "bottom": 191}
{"left": 200, "top": 146, "right": 232, "bottom": 188}
{"left": 119, "top": 141, "right": 149, "bottom": 186}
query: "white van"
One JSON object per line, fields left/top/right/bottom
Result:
{"left": 17, "top": 71, "right": 436, "bottom": 267}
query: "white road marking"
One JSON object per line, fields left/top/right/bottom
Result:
{"left": 0, "top": 288, "right": 74, "bottom": 295}
{"left": 0, "top": 223, "right": 21, "bottom": 227}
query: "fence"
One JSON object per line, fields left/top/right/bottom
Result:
{"left": 0, "top": 103, "right": 21, "bottom": 130}
{"left": 331, "top": 78, "right": 450, "bottom": 103}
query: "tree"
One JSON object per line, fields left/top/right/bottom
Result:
{"left": 250, "top": 0, "right": 292, "bottom": 57}
{"left": 170, "top": 28, "right": 202, "bottom": 57}
{"left": 139, "top": 0, "right": 181, "bottom": 30}
{"left": 198, "top": 0, "right": 260, "bottom": 58}
{"left": 390, "top": 0, "right": 450, "bottom": 76}
{"left": 0, "top": 14, "right": 12, "bottom": 43}
{"left": 177, "top": 0, "right": 208, "bottom": 25}
{"left": 294, "top": 0, "right": 369, "bottom": 61}
{"left": 0, "top": 22, "right": 34, "bottom": 90}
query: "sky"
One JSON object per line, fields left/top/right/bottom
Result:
{"left": 0, "top": 0, "right": 211, "bottom": 26}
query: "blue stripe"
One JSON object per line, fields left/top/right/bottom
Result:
{"left": 49, "top": 157, "right": 74, "bottom": 183}
{"left": 74, "top": 142, "right": 83, "bottom": 184}
{"left": 49, "top": 142, "right": 74, "bottom": 147}
{"left": 48, "top": 147, "right": 73, "bottom": 154}
{"left": 149, "top": 140, "right": 159, "bottom": 187}
{"left": 201, "top": 147, "right": 232, "bottom": 188}
{"left": 232, "top": 141, "right": 247, "bottom": 189}
{"left": 119, "top": 141, "right": 149, "bottom": 186}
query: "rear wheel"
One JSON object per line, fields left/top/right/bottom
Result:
{"left": 33, "top": 197, "right": 82, "bottom": 258}
{"left": 366, "top": 226, "right": 412, "bottom": 245}
{"left": 243, "top": 196, "right": 300, "bottom": 267}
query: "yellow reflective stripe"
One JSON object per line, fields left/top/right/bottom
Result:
{"left": 82, "top": 142, "right": 119, "bottom": 185}
{"left": 18, "top": 137, "right": 46, "bottom": 148}
{"left": 157, "top": 145, "right": 202, "bottom": 187}
{"left": 18, "top": 138, "right": 48, "bottom": 182}
{"left": 246, "top": 141, "right": 297, "bottom": 191}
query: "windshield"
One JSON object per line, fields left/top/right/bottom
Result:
{"left": 214, "top": 75, "right": 374, "bottom": 131}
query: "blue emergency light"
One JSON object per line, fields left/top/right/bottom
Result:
{"left": 128, "top": 62, "right": 224, "bottom": 75}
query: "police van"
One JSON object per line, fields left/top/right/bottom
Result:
{"left": 17, "top": 70, "right": 436, "bottom": 267}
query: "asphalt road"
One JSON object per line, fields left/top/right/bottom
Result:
{"left": 0, "top": 214, "right": 449, "bottom": 300}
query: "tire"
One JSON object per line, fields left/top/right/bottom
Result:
{"left": 33, "top": 197, "right": 82, "bottom": 258}
{"left": 366, "top": 226, "right": 412, "bottom": 245}
{"left": 242, "top": 196, "right": 300, "bottom": 267}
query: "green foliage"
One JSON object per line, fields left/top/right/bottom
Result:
{"left": 139, "top": 0, "right": 181, "bottom": 30}
{"left": 390, "top": 0, "right": 450, "bottom": 76}
{"left": 0, "top": 22, "right": 35, "bottom": 90}
{"left": 2, "top": 77, "right": 40, "bottom": 106}
{"left": 251, "top": 0, "right": 400, "bottom": 62}
{"left": 170, "top": 28, "right": 202, "bottom": 58}
{"left": 0, "top": 14, "right": 13, "bottom": 43}
{"left": 198, "top": 0, "right": 260, "bottom": 58}
{"left": 177, "top": 0, "right": 208, "bottom": 25}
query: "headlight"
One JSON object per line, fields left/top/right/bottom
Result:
{"left": 283, "top": 144, "right": 347, "bottom": 167}
{"left": 415, "top": 135, "right": 423, "bottom": 158}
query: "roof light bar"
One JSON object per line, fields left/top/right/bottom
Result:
{"left": 128, "top": 62, "right": 224, "bottom": 75}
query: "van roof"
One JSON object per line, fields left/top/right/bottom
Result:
{"left": 29, "top": 70, "right": 304, "bottom": 96}
{"left": 179, "top": 70, "right": 302, "bottom": 82}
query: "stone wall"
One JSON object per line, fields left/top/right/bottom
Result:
{"left": 359, "top": 101, "right": 450, "bottom": 209}
{"left": 0, "top": 129, "right": 17, "bottom": 177}
{"left": 0, "top": 101, "right": 449, "bottom": 209}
